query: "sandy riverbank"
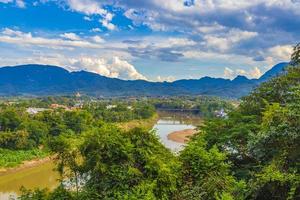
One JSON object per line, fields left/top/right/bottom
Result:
{"left": 0, "top": 156, "right": 53, "bottom": 176}
{"left": 167, "top": 129, "right": 197, "bottom": 143}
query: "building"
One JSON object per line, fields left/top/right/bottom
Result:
{"left": 214, "top": 108, "right": 228, "bottom": 118}
{"left": 26, "top": 107, "right": 49, "bottom": 115}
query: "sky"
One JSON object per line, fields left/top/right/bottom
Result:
{"left": 0, "top": 0, "right": 299, "bottom": 81}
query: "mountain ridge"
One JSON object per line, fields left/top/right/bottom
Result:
{"left": 0, "top": 62, "right": 289, "bottom": 98}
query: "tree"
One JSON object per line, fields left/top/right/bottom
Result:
{"left": 19, "top": 120, "right": 49, "bottom": 147}
{"left": 47, "top": 124, "right": 179, "bottom": 200}
{"left": 0, "top": 107, "right": 22, "bottom": 131}
{"left": 198, "top": 65, "right": 300, "bottom": 199}
{"left": 291, "top": 43, "right": 300, "bottom": 66}
{"left": 177, "top": 135, "right": 246, "bottom": 200}
{"left": 63, "top": 110, "right": 92, "bottom": 134}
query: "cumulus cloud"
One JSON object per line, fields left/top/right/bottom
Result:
{"left": 37, "top": 0, "right": 299, "bottom": 64}
{"left": 15, "top": 0, "right": 25, "bottom": 8}
{"left": 116, "top": 0, "right": 299, "bottom": 61}
{"left": 90, "top": 28, "right": 101, "bottom": 32}
{"left": 100, "top": 13, "right": 116, "bottom": 31}
{"left": 155, "top": 75, "right": 176, "bottom": 82}
{"left": 224, "top": 67, "right": 234, "bottom": 79}
{"left": 1, "top": 0, "right": 298, "bottom": 83}
{"left": 0, "top": 52, "right": 146, "bottom": 80}
{"left": 224, "top": 66, "right": 262, "bottom": 79}
{"left": 268, "top": 45, "right": 293, "bottom": 61}
{"left": 83, "top": 16, "right": 92, "bottom": 21}
{"left": 91, "top": 35, "right": 104, "bottom": 43}
{"left": 203, "top": 29, "right": 258, "bottom": 52}
{"left": 62, "top": 0, "right": 117, "bottom": 31}
{"left": 60, "top": 32, "right": 81, "bottom": 41}
{"left": 0, "top": 28, "right": 102, "bottom": 49}
{"left": 64, "top": 0, "right": 107, "bottom": 15}
{"left": 68, "top": 56, "right": 146, "bottom": 80}
{"left": 0, "top": 0, "right": 25, "bottom": 8}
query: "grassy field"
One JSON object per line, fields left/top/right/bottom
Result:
{"left": 0, "top": 148, "right": 49, "bottom": 168}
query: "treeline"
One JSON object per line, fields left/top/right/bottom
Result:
{"left": 151, "top": 96, "right": 235, "bottom": 117}
{"left": 0, "top": 100, "right": 155, "bottom": 167}
{"left": 16, "top": 49, "right": 300, "bottom": 199}
{"left": 83, "top": 102, "right": 155, "bottom": 122}
{"left": 176, "top": 64, "right": 299, "bottom": 199}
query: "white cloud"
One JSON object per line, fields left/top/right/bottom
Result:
{"left": 0, "top": 28, "right": 102, "bottom": 49}
{"left": 0, "top": 52, "right": 146, "bottom": 80}
{"left": 63, "top": 0, "right": 117, "bottom": 31}
{"left": 203, "top": 29, "right": 258, "bottom": 51}
{"left": 110, "top": 57, "right": 146, "bottom": 80}
{"left": 60, "top": 32, "right": 81, "bottom": 41}
{"left": 155, "top": 75, "right": 176, "bottom": 82}
{"left": 69, "top": 56, "right": 146, "bottom": 80}
{"left": 161, "top": 37, "right": 196, "bottom": 47}
{"left": 249, "top": 67, "right": 262, "bottom": 78}
{"left": 16, "top": 0, "right": 25, "bottom": 8}
{"left": 197, "top": 23, "right": 226, "bottom": 33}
{"left": 83, "top": 16, "right": 92, "bottom": 21}
{"left": 224, "top": 66, "right": 262, "bottom": 79}
{"left": 268, "top": 45, "right": 293, "bottom": 61}
{"left": 257, "top": 44, "right": 294, "bottom": 67}
{"left": 91, "top": 35, "right": 104, "bottom": 43}
{"left": 224, "top": 67, "right": 234, "bottom": 78}
{"left": 0, "top": 0, "right": 25, "bottom": 8}
{"left": 90, "top": 28, "right": 101, "bottom": 32}
{"left": 65, "top": 0, "right": 107, "bottom": 16}
{"left": 100, "top": 13, "right": 116, "bottom": 31}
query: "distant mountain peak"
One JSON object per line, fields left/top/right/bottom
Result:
{"left": 0, "top": 62, "right": 289, "bottom": 98}
{"left": 259, "top": 62, "right": 289, "bottom": 81}
{"left": 232, "top": 75, "right": 250, "bottom": 83}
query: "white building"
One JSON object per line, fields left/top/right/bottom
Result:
{"left": 26, "top": 107, "right": 48, "bottom": 115}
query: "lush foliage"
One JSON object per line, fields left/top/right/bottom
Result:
{"left": 3, "top": 49, "right": 300, "bottom": 199}
{"left": 0, "top": 98, "right": 156, "bottom": 173}
{"left": 0, "top": 148, "right": 48, "bottom": 168}
{"left": 199, "top": 65, "right": 300, "bottom": 199}
{"left": 31, "top": 126, "right": 179, "bottom": 200}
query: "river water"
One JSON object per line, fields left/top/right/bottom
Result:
{"left": 0, "top": 112, "right": 201, "bottom": 200}
{"left": 0, "top": 161, "right": 59, "bottom": 200}
{"left": 152, "top": 119, "right": 196, "bottom": 152}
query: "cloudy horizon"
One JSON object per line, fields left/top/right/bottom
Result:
{"left": 0, "top": 0, "right": 299, "bottom": 81}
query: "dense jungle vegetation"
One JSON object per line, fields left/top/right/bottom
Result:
{"left": 1, "top": 45, "right": 300, "bottom": 200}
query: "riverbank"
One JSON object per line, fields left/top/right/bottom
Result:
{"left": 117, "top": 113, "right": 159, "bottom": 131}
{"left": 167, "top": 129, "right": 197, "bottom": 143}
{"left": 0, "top": 156, "right": 53, "bottom": 176}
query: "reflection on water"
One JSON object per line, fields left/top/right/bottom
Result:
{"left": 153, "top": 112, "right": 202, "bottom": 152}
{"left": 0, "top": 161, "right": 59, "bottom": 200}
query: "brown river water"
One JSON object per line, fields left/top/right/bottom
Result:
{"left": 0, "top": 161, "right": 59, "bottom": 200}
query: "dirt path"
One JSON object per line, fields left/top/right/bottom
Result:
{"left": 167, "top": 129, "right": 197, "bottom": 143}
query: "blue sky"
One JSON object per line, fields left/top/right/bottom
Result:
{"left": 0, "top": 0, "right": 299, "bottom": 81}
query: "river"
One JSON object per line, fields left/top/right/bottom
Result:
{"left": 0, "top": 112, "right": 202, "bottom": 200}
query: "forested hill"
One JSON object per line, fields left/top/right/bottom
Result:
{"left": 0, "top": 62, "right": 288, "bottom": 98}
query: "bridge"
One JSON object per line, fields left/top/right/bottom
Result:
{"left": 155, "top": 121, "right": 184, "bottom": 125}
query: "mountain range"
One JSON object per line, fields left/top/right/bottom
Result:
{"left": 0, "top": 62, "right": 289, "bottom": 98}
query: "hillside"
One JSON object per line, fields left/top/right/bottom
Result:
{"left": 0, "top": 62, "right": 289, "bottom": 98}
